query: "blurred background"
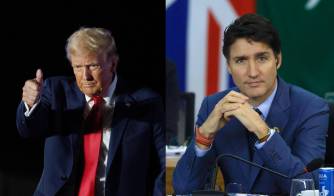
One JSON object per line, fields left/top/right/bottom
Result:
{"left": 166, "top": 0, "right": 334, "bottom": 145}
{"left": 1, "top": 1, "right": 164, "bottom": 195}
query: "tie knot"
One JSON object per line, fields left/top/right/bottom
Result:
{"left": 92, "top": 96, "right": 103, "bottom": 105}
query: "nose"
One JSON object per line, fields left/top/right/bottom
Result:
{"left": 83, "top": 66, "right": 93, "bottom": 80}
{"left": 248, "top": 60, "right": 259, "bottom": 78}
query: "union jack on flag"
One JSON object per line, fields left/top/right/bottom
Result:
{"left": 166, "top": 0, "right": 255, "bottom": 115}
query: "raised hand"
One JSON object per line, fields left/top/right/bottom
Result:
{"left": 22, "top": 69, "right": 44, "bottom": 108}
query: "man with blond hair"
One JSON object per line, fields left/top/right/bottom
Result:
{"left": 16, "top": 27, "right": 165, "bottom": 196}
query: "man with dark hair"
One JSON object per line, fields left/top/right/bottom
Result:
{"left": 173, "top": 13, "right": 329, "bottom": 195}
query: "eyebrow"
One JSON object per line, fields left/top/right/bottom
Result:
{"left": 72, "top": 63, "right": 98, "bottom": 67}
{"left": 232, "top": 51, "right": 271, "bottom": 61}
{"left": 255, "top": 52, "right": 270, "bottom": 57}
{"left": 232, "top": 55, "right": 247, "bottom": 60}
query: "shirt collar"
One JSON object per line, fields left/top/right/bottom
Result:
{"left": 255, "top": 81, "right": 278, "bottom": 119}
{"left": 85, "top": 74, "right": 118, "bottom": 106}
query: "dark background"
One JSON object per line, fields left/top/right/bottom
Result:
{"left": 1, "top": 1, "right": 164, "bottom": 195}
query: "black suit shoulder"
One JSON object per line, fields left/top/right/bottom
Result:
{"left": 114, "top": 87, "right": 163, "bottom": 124}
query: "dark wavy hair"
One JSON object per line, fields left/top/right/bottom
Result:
{"left": 222, "top": 13, "right": 281, "bottom": 60}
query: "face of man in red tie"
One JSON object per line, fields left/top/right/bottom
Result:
{"left": 71, "top": 52, "right": 116, "bottom": 97}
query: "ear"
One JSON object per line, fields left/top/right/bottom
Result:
{"left": 226, "top": 60, "right": 232, "bottom": 74}
{"left": 111, "top": 55, "right": 119, "bottom": 72}
{"left": 276, "top": 53, "right": 282, "bottom": 70}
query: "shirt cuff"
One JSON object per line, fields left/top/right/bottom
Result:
{"left": 24, "top": 101, "right": 40, "bottom": 117}
{"left": 194, "top": 144, "right": 211, "bottom": 157}
{"left": 255, "top": 128, "right": 275, "bottom": 149}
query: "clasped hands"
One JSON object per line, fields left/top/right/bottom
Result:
{"left": 198, "top": 91, "right": 269, "bottom": 142}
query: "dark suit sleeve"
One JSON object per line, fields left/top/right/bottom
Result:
{"left": 173, "top": 97, "right": 217, "bottom": 194}
{"left": 16, "top": 79, "right": 52, "bottom": 138}
{"left": 258, "top": 98, "right": 329, "bottom": 192}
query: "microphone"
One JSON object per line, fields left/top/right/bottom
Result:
{"left": 214, "top": 154, "right": 323, "bottom": 182}
{"left": 293, "top": 158, "right": 324, "bottom": 178}
{"left": 215, "top": 154, "right": 289, "bottom": 179}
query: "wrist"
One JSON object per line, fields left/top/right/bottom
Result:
{"left": 258, "top": 128, "right": 272, "bottom": 143}
{"left": 195, "top": 126, "right": 214, "bottom": 148}
{"left": 196, "top": 143, "right": 210, "bottom": 150}
{"left": 254, "top": 122, "right": 269, "bottom": 139}
{"left": 198, "top": 125, "right": 215, "bottom": 138}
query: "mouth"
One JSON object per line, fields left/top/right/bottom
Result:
{"left": 245, "top": 81, "right": 264, "bottom": 87}
{"left": 82, "top": 82, "right": 96, "bottom": 88}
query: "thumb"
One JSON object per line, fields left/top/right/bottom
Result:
{"left": 36, "top": 69, "right": 43, "bottom": 83}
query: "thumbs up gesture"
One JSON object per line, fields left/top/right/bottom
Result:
{"left": 22, "top": 69, "right": 44, "bottom": 108}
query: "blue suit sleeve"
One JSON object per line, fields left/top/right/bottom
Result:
{"left": 258, "top": 99, "right": 329, "bottom": 192}
{"left": 173, "top": 97, "right": 218, "bottom": 194}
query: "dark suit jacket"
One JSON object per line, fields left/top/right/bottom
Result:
{"left": 173, "top": 77, "right": 329, "bottom": 195}
{"left": 16, "top": 76, "right": 165, "bottom": 196}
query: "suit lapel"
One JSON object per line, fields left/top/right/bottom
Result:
{"left": 266, "top": 78, "right": 290, "bottom": 136}
{"left": 106, "top": 94, "right": 131, "bottom": 173}
{"left": 247, "top": 77, "right": 290, "bottom": 190}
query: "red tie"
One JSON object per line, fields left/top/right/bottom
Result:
{"left": 79, "top": 96, "right": 103, "bottom": 196}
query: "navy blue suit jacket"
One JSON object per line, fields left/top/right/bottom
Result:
{"left": 16, "top": 77, "right": 165, "bottom": 196}
{"left": 173, "top": 78, "right": 329, "bottom": 195}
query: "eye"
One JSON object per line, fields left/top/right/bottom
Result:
{"left": 257, "top": 56, "right": 268, "bottom": 63}
{"left": 236, "top": 59, "right": 242, "bottom": 64}
{"left": 89, "top": 64, "right": 101, "bottom": 71}
{"left": 235, "top": 58, "right": 245, "bottom": 64}
{"left": 73, "top": 65, "right": 83, "bottom": 70}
